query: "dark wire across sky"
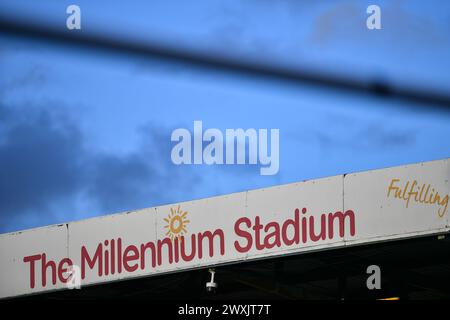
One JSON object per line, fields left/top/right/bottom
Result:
{"left": 1, "top": 15, "right": 450, "bottom": 110}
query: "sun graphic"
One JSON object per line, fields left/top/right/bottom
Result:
{"left": 164, "top": 206, "right": 190, "bottom": 240}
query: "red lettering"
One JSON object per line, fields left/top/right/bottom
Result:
{"left": 157, "top": 238, "right": 173, "bottom": 265}
{"left": 140, "top": 242, "right": 156, "bottom": 269}
{"left": 117, "top": 238, "right": 122, "bottom": 274}
{"left": 328, "top": 210, "right": 356, "bottom": 238}
{"left": 110, "top": 239, "right": 115, "bottom": 274}
{"left": 281, "top": 209, "right": 299, "bottom": 245}
{"left": 197, "top": 229, "right": 225, "bottom": 258}
{"left": 180, "top": 235, "right": 196, "bottom": 261}
{"left": 309, "top": 215, "right": 327, "bottom": 242}
{"left": 41, "top": 253, "right": 57, "bottom": 287}
{"left": 234, "top": 217, "right": 252, "bottom": 253}
{"left": 58, "top": 258, "right": 73, "bottom": 283}
{"left": 263, "top": 222, "right": 281, "bottom": 249}
{"left": 123, "top": 245, "right": 139, "bottom": 272}
{"left": 23, "top": 254, "right": 41, "bottom": 289}
{"left": 81, "top": 244, "right": 102, "bottom": 279}
{"left": 253, "top": 216, "right": 264, "bottom": 250}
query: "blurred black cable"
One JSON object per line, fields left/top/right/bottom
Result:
{"left": 1, "top": 16, "right": 450, "bottom": 110}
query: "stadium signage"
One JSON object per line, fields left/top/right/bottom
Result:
{"left": 22, "top": 207, "right": 356, "bottom": 289}
{"left": 1, "top": 159, "right": 448, "bottom": 298}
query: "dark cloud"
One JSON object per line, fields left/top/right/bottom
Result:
{"left": 308, "top": 2, "right": 363, "bottom": 46}
{"left": 0, "top": 61, "right": 47, "bottom": 97}
{"left": 0, "top": 104, "right": 199, "bottom": 233}
{"left": 361, "top": 124, "right": 416, "bottom": 148}
{"left": 87, "top": 124, "right": 200, "bottom": 215}
{"left": 0, "top": 104, "right": 85, "bottom": 230}
{"left": 86, "top": 153, "right": 155, "bottom": 214}
{"left": 314, "top": 121, "right": 417, "bottom": 152}
{"left": 308, "top": 1, "right": 448, "bottom": 49}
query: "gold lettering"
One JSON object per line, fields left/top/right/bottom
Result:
{"left": 387, "top": 179, "right": 400, "bottom": 198}
{"left": 387, "top": 178, "right": 448, "bottom": 218}
{"left": 424, "top": 185, "right": 431, "bottom": 204}
{"left": 438, "top": 195, "right": 449, "bottom": 218}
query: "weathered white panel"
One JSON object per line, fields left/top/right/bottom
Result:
{"left": 0, "top": 224, "right": 68, "bottom": 298}
{"left": 344, "top": 159, "right": 449, "bottom": 244}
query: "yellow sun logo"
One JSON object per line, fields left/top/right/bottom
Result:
{"left": 164, "top": 205, "right": 190, "bottom": 240}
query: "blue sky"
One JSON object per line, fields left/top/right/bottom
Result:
{"left": 0, "top": 0, "right": 449, "bottom": 233}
